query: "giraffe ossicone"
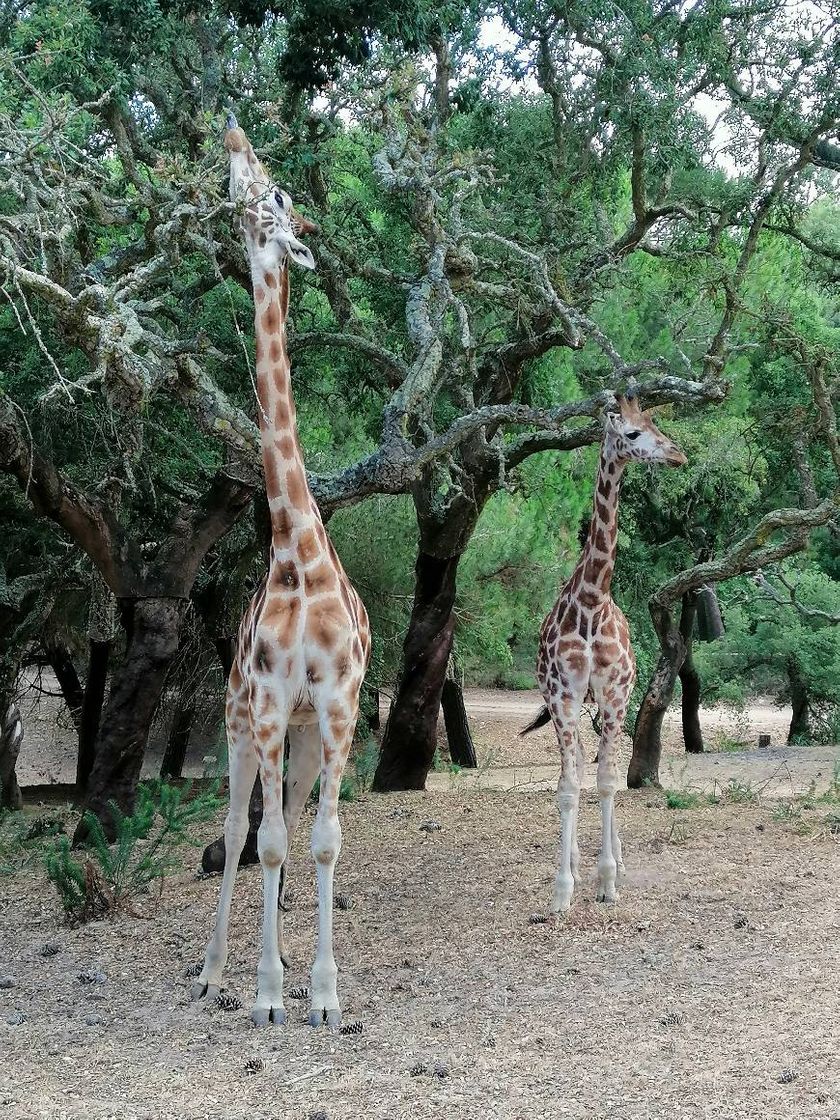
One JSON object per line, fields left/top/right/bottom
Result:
{"left": 524, "top": 393, "right": 686, "bottom": 913}
{"left": 192, "top": 117, "right": 370, "bottom": 1028}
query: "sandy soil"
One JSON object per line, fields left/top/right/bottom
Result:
{"left": 3, "top": 688, "right": 839, "bottom": 1119}
{"left": 1, "top": 788, "right": 839, "bottom": 1120}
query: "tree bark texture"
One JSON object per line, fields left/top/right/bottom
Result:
{"left": 628, "top": 601, "right": 688, "bottom": 788}
{"left": 160, "top": 700, "right": 196, "bottom": 779}
{"left": 696, "top": 584, "right": 725, "bottom": 641}
{"left": 74, "top": 597, "right": 187, "bottom": 842}
{"left": 43, "top": 639, "right": 84, "bottom": 734}
{"left": 441, "top": 656, "right": 477, "bottom": 768}
{"left": 373, "top": 552, "right": 460, "bottom": 790}
{"left": 786, "top": 657, "right": 810, "bottom": 743}
{"left": 76, "top": 639, "right": 110, "bottom": 792}
{"left": 0, "top": 699, "right": 23, "bottom": 810}
{"left": 678, "top": 591, "right": 704, "bottom": 754}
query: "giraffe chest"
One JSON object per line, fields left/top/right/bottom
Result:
{"left": 235, "top": 555, "right": 369, "bottom": 709}
{"left": 537, "top": 595, "right": 634, "bottom": 697}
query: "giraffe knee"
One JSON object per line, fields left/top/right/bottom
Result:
{"left": 311, "top": 813, "right": 342, "bottom": 866}
{"left": 556, "top": 789, "right": 578, "bottom": 813}
{"left": 257, "top": 818, "right": 288, "bottom": 869}
{"left": 224, "top": 810, "right": 249, "bottom": 849}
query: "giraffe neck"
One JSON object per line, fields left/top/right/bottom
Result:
{"left": 575, "top": 442, "right": 625, "bottom": 601}
{"left": 251, "top": 262, "right": 322, "bottom": 549}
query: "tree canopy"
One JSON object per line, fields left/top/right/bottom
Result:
{"left": 0, "top": 0, "right": 837, "bottom": 814}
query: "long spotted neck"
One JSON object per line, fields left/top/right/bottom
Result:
{"left": 252, "top": 263, "right": 322, "bottom": 546}
{"left": 575, "top": 441, "right": 625, "bottom": 600}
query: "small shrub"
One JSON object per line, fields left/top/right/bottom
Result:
{"left": 664, "top": 789, "right": 703, "bottom": 810}
{"left": 720, "top": 778, "right": 759, "bottom": 804}
{"left": 45, "top": 781, "right": 221, "bottom": 924}
{"left": 1, "top": 809, "right": 67, "bottom": 877}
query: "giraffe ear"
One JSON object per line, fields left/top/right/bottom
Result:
{"left": 286, "top": 236, "right": 315, "bottom": 270}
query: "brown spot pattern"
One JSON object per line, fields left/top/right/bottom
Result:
{"left": 305, "top": 561, "right": 337, "bottom": 597}
{"left": 297, "top": 528, "right": 320, "bottom": 565}
{"left": 262, "top": 304, "right": 279, "bottom": 334}
{"left": 285, "top": 463, "right": 308, "bottom": 510}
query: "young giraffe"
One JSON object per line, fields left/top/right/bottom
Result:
{"left": 192, "top": 115, "right": 370, "bottom": 1028}
{"left": 523, "top": 394, "right": 686, "bottom": 913}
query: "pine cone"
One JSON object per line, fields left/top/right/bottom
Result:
{"left": 659, "top": 1010, "right": 685, "bottom": 1026}
{"left": 287, "top": 986, "right": 309, "bottom": 1000}
{"left": 216, "top": 991, "right": 242, "bottom": 1012}
{"left": 409, "top": 1062, "right": 428, "bottom": 1077}
{"left": 528, "top": 913, "right": 549, "bottom": 925}
{"left": 77, "top": 967, "right": 107, "bottom": 985}
{"left": 183, "top": 963, "right": 203, "bottom": 979}
{"left": 244, "top": 1057, "right": 264, "bottom": 1075}
{"left": 777, "top": 1069, "right": 798, "bottom": 1084}
{"left": 335, "top": 894, "right": 353, "bottom": 911}
{"left": 340, "top": 1020, "right": 363, "bottom": 1035}
{"left": 39, "top": 942, "right": 61, "bottom": 957}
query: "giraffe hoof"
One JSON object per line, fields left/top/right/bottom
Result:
{"left": 190, "top": 980, "right": 220, "bottom": 1002}
{"left": 596, "top": 888, "right": 620, "bottom": 904}
{"left": 308, "top": 1007, "right": 341, "bottom": 1029}
{"left": 251, "top": 1004, "right": 286, "bottom": 1027}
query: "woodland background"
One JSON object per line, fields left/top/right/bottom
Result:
{"left": 0, "top": 0, "right": 837, "bottom": 832}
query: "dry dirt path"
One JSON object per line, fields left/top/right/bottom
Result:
{"left": 1, "top": 787, "right": 839, "bottom": 1120}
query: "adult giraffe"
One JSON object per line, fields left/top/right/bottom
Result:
{"left": 192, "top": 114, "right": 370, "bottom": 1028}
{"left": 523, "top": 394, "right": 686, "bottom": 913}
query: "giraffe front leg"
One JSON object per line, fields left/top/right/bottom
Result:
{"left": 192, "top": 715, "right": 257, "bottom": 1003}
{"left": 307, "top": 716, "right": 354, "bottom": 1028}
{"left": 251, "top": 715, "right": 290, "bottom": 1026}
{"left": 278, "top": 723, "right": 322, "bottom": 967}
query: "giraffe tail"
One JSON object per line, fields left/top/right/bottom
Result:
{"left": 520, "top": 705, "right": 551, "bottom": 735}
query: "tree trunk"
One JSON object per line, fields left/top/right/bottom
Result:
{"left": 678, "top": 591, "right": 704, "bottom": 754}
{"left": 627, "top": 601, "right": 688, "bottom": 788}
{"left": 696, "top": 584, "right": 725, "bottom": 642}
{"left": 160, "top": 700, "right": 196, "bottom": 779}
{"left": 76, "top": 639, "right": 110, "bottom": 792}
{"left": 441, "top": 655, "right": 477, "bottom": 768}
{"left": 74, "top": 597, "right": 186, "bottom": 842}
{"left": 0, "top": 699, "right": 23, "bottom": 810}
{"left": 361, "top": 686, "right": 380, "bottom": 732}
{"left": 43, "top": 639, "right": 84, "bottom": 733}
{"left": 200, "top": 626, "right": 264, "bottom": 873}
{"left": 373, "top": 552, "right": 460, "bottom": 790}
{"left": 787, "top": 657, "right": 810, "bottom": 743}
{"left": 215, "top": 636, "right": 235, "bottom": 679}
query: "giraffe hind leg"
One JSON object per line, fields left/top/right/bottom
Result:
{"left": 308, "top": 712, "right": 357, "bottom": 1028}
{"left": 595, "top": 697, "right": 625, "bottom": 905}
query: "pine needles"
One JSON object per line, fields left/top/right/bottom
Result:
{"left": 45, "top": 781, "right": 221, "bottom": 924}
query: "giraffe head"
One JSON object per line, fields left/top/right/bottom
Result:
{"left": 605, "top": 393, "right": 687, "bottom": 467}
{"left": 224, "top": 111, "right": 317, "bottom": 272}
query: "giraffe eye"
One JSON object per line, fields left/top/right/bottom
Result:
{"left": 626, "top": 430, "right": 640, "bottom": 440}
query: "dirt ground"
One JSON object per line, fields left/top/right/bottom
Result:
{"left": 2, "top": 693, "right": 839, "bottom": 1120}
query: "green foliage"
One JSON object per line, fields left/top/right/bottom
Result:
{"left": 664, "top": 788, "right": 703, "bottom": 810}
{"left": 45, "top": 781, "right": 221, "bottom": 923}
{"left": 0, "top": 809, "right": 67, "bottom": 876}
{"left": 697, "top": 568, "right": 840, "bottom": 743}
